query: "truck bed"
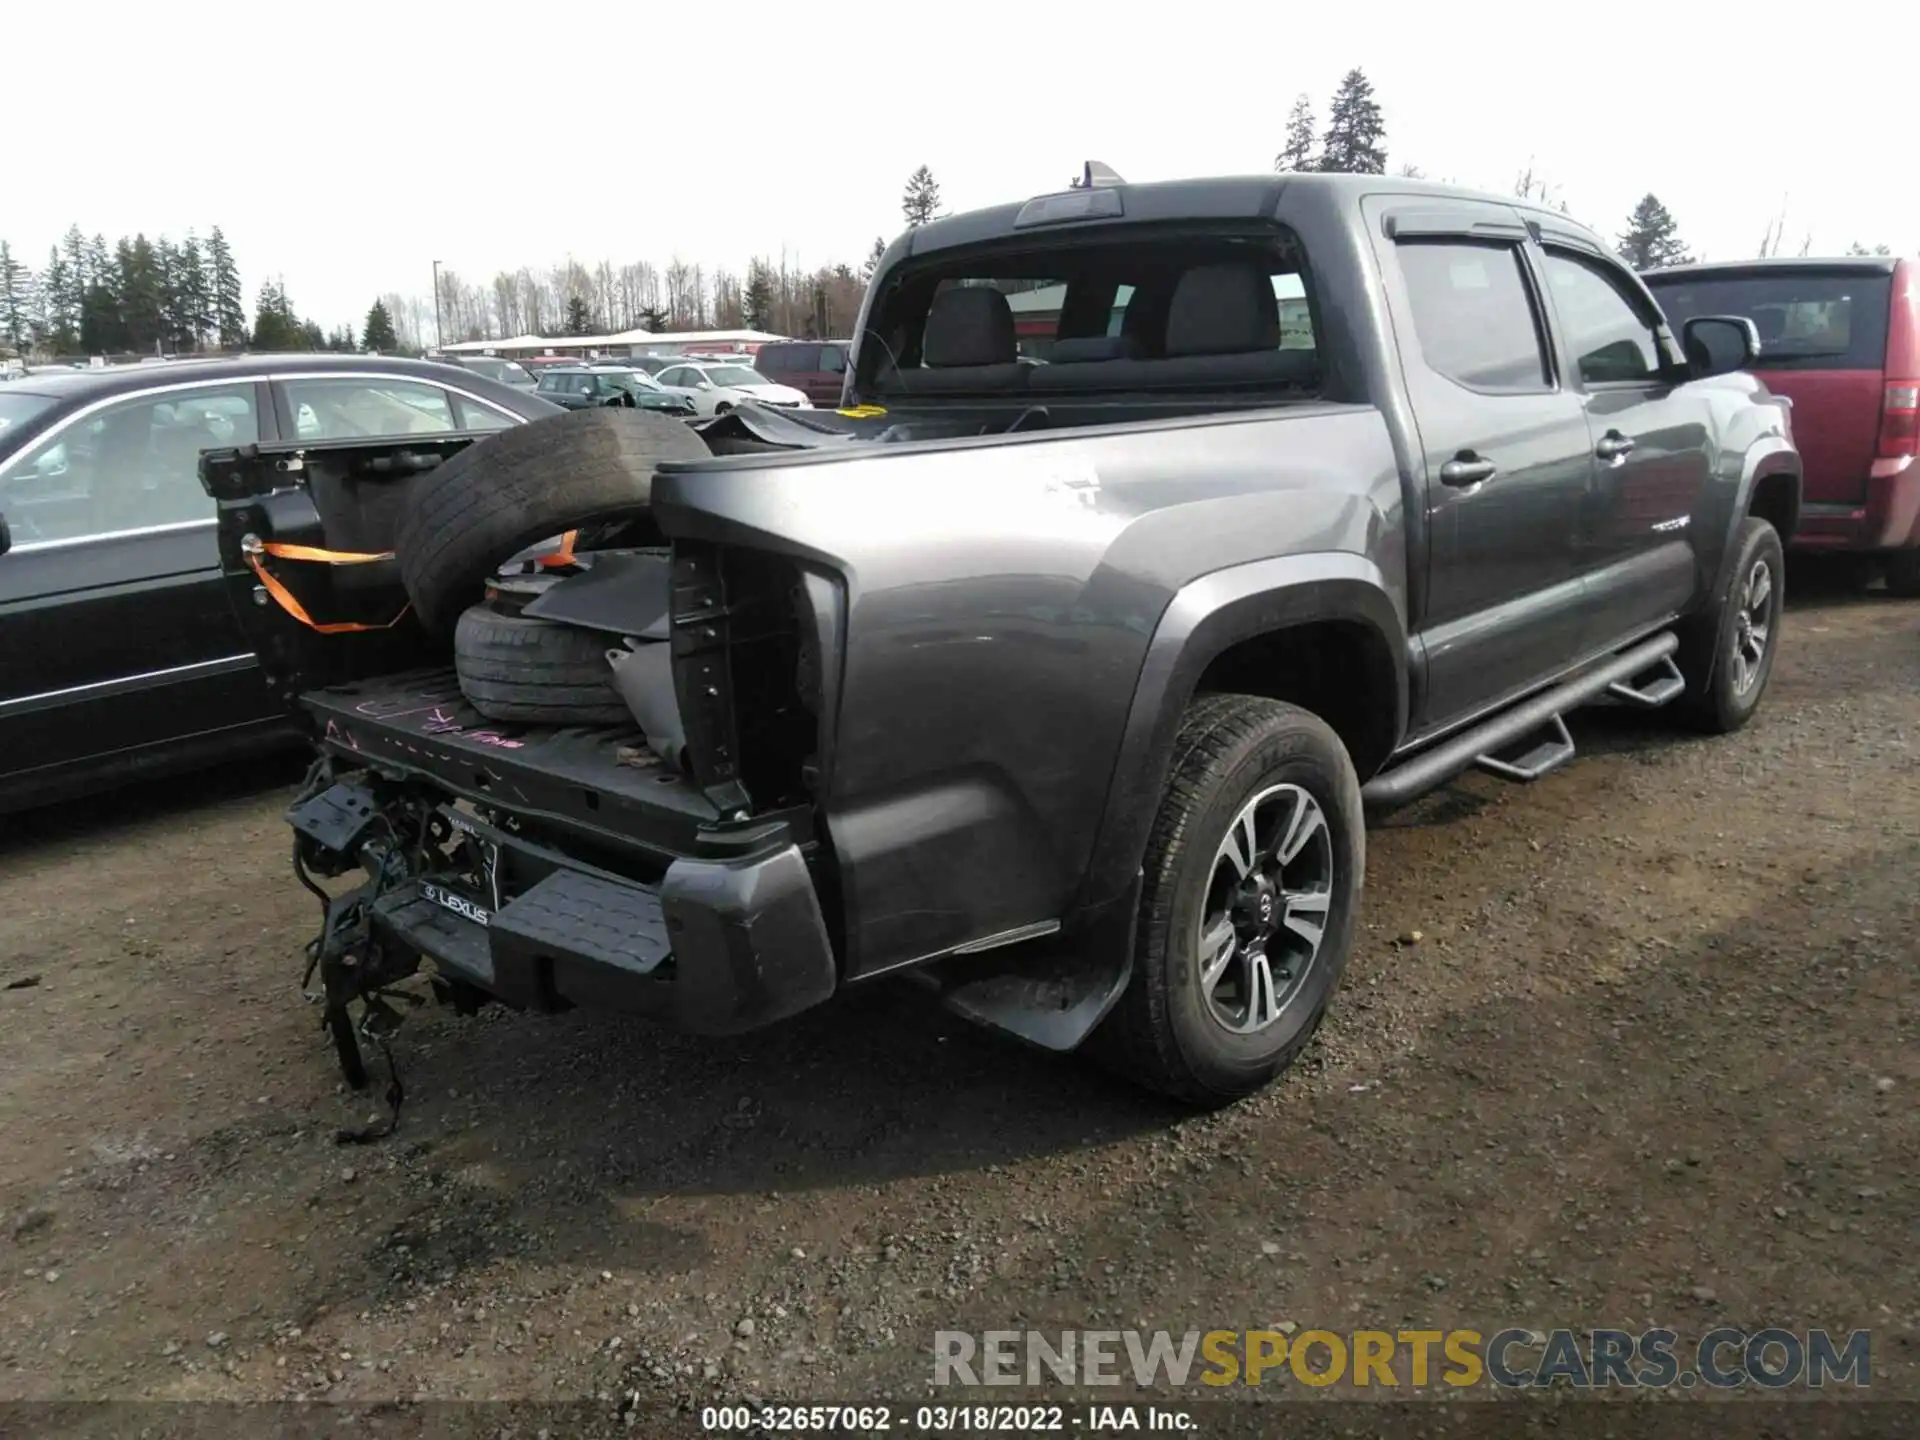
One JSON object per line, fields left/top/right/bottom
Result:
{"left": 303, "top": 669, "right": 721, "bottom": 864}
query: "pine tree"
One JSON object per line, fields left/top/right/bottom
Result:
{"left": 207, "top": 226, "right": 247, "bottom": 349}
{"left": 861, "top": 236, "right": 887, "bottom": 282}
{"left": 743, "top": 262, "right": 774, "bottom": 331}
{"left": 901, "top": 166, "right": 941, "bottom": 227}
{"left": 299, "top": 319, "right": 325, "bottom": 351}
{"left": 252, "top": 279, "right": 302, "bottom": 350}
{"left": 0, "top": 243, "right": 32, "bottom": 355}
{"left": 1617, "top": 195, "right": 1692, "bottom": 271}
{"left": 637, "top": 304, "right": 670, "bottom": 333}
{"left": 40, "top": 247, "right": 78, "bottom": 354}
{"left": 61, "top": 225, "right": 87, "bottom": 292}
{"left": 1317, "top": 68, "right": 1387, "bottom": 174}
{"left": 362, "top": 298, "right": 399, "bottom": 352}
{"left": 153, "top": 237, "right": 186, "bottom": 351}
{"left": 1275, "top": 93, "right": 1317, "bottom": 173}
{"left": 79, "top": 235, "right": 122, "bottom": 354}
{"left": 1846, "top": 241, "right": 1892, "bottom": 256}
{"left": 179, "top": 233, "right": 212, "bottom": 349}
{"left": 565, "top": 294, "right": 593, "bottom": 334}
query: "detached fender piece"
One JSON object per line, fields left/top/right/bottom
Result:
{"left": 1075, "top": 551, "right": 1408, "bottom": 924}
{"left": 689, "top": 403, "right": 879, "bottom": 451}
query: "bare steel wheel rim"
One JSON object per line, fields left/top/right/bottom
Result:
{"left": 1731, "top": 557, "right": 1774, "bottom": 697}
{"left": 1197, "top": 782, "right": 1336, "bottom": 1036}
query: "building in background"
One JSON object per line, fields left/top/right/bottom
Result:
{"left": 436, "top": 329, "right": 788, "bottom": 363}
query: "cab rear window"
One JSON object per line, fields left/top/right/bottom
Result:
{"left": 861, "top": 228, "right": 1321, "bottom": 398}
{"left": 1647, "top": 270, "right": 1892, "bottom": 371}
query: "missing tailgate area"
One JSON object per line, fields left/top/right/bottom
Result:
{"left": 286, "top": 666, "right": 835, "bottom": 1110}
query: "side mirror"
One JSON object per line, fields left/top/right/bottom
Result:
{"left": 1682, "top": 315, "right": 1759, "bottom": 379}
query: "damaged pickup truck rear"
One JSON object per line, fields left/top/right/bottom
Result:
{"left": 205, "top": 171, "right": 1800, "bottom": 1107}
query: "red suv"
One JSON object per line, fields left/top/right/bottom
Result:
{"left": 752, "top": 341, "right": 851, "bottom": 408}
{"left": 1644, "top": 257, "right": 1920, "bottom": 591}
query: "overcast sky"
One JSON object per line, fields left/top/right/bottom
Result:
{"left": 11, "top": 1, "right": 1915, "bottom": 331}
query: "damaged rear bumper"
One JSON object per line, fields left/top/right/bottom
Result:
{"left": 288, "top": 675, "right": 837, "bottom": 1037}
{"left": 367, "top": 818, "right": 836, "bottom": 1034}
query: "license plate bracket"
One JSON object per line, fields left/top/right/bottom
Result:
{"left": 419, "top": 880, "right": 492, "bottom": 928}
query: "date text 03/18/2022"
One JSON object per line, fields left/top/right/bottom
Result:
{"left": 699, "top": 1403, "right": 1195, "bottom": 1432}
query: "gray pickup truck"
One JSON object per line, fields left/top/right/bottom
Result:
{"left": 204, "top": 171, "right": 1799, "bottom": 1110}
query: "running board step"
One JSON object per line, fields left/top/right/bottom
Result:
{"left": 1360, "top": 631, "right": 1679, "bottom": 815}
{"left": 1474, "top": 714, "right": 1575, "bottom": 782}
{"left": 1605, "top": 654, "right": 1687, "bottom": 708}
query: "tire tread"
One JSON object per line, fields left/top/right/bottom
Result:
{"left": 1096, "top": 694, "right": 1362, "bottom": 1107}
{"left": 396, "top": 408, "right": 706, "bottom": 632}
{"left": 453, "top": 604, "right": 631, "bottom": 726}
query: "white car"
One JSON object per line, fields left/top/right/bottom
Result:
{"left": 651, "top": 360, "right": 811, "bottom": 415}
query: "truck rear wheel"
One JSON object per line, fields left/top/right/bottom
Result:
{"left": 453, "top": 603, "right": 632, "bottom": 727}
{"left": 1094, "top": 694, "right": 1364, "bottom": 1107}
{"left": 1675, "top": 515, "right": 1784, "bottom": 734}
{"left": 395, "top": 407, "right": 708, "bottom": 633}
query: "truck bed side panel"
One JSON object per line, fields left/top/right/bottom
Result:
{"left": 651, "top": 406, "right": 1405, "bottom": 977}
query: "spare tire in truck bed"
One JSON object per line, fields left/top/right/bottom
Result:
{"left": 395, "top": 407, "right": 709, "bottom": 633}
{"left": 453, "top": 603, "right": 633, "bottom": 726}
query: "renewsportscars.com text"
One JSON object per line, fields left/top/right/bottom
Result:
{"left": 932, "top": 1327, "right": 1871, "bottom": 1390}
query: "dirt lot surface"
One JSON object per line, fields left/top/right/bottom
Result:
{"left": 1, "top": 567, "right": 1915, "bottom": 1437}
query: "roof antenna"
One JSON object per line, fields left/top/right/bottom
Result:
{"left": 1072, "top": 160, "right": 1125, "bottom": 189}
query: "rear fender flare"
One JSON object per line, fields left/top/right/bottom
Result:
{"left": 1071, "top": 552, "right": 1407, "bottom": 918}
{"left": 1710, "top": 437, "right": 1800, "bottom": 600}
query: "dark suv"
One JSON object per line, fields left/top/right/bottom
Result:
{"left": 532, "top": 366, "right": 695, "bottom": 417}
{"left": 752, "top": 341, "right": 850, "bottom": 407}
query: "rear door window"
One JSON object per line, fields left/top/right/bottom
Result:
{"left": 453, "top": 393, "right": 517, "bottom": 430}
{"left": 820, "top": 345, "right": 847, "bottom": 373}
{"left": 1646, "top": 270, "right": 1893, "bottom": 371}
{"left": 284, "top": 378, "right": 458, "bottom": 439}
{"left": 1397, "top": 242, "right": 1551, "bottom": 392}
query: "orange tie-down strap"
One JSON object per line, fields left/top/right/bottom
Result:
{"left": 536, "top": 530, "right": 579, "bottom": 568}
{"left": 245, "top": 533, "right": 579, "bottom": 634}
{"left": 246, "top": 541, "right": 407, "bottom": 635}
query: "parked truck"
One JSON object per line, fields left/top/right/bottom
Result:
{"left": 202, "top": 171, "right": 1800, "bottom": 1109}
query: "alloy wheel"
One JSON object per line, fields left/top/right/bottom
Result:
{"left": 1196, "top": 783, "right": 1336, "bottom": 1035}
{"left": 1730, "top": 557, "right": 1774, "bottom": 697}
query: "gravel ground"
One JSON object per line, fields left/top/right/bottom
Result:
{"left": 1, "top": 565, "right": 1914, "bottom": 1437}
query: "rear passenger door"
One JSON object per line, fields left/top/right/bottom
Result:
{"left": 1534, "top": 239, "right": 1709, "bottom": 648}
{"left": 0, "top": 380, "right": 278, "bottom": 788}
{"left": 1371, "top": 199, "right": 1600, "bottom": 728}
